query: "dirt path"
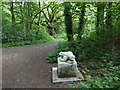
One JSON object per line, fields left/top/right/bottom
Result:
{"left": 2, "top": 41, "right": 71, "bottom": 88}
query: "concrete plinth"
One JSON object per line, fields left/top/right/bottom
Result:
{"left": 52, "top": 67, "right": 84, "bottom": 83}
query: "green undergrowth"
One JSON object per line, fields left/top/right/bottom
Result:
{"left": 47, "top": 36, "right": 120, "bottom": 88}
{"left": 2, "top": 23, "right": 54, "bottom": 48}
{"left": 47, "top": 36, "right": 115, "bottom": 63}
{"left": 54, "top": 32, "right": 67, "bottom": 41}
{"left": 2, "top": 39, "right": 54, "bottom": 48}
{"left": 0, "top": 43, "right": 1, "bottom": 48}
{"left": 47, "top": 41, "right": 69, "bottom": 63}
{"left": 69, "top": 60, "right": 120, "bottom": 88}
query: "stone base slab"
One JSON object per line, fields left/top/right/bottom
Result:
{"left": 52, "top": 67, "right": 84, "bottom": 83}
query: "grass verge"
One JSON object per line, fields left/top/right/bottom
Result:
{"left": 2, "top": 39, "right": 54, "bottom": 48}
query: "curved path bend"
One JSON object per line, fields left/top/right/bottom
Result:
{"left": 2, "top": 41, "right": 70, "bottom": 88}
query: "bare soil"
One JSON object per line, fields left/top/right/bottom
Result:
{"left": 2, "top": 40, "right": 72, "bottom": 88}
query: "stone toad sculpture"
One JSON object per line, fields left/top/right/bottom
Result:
{"left": 57, "top": 51, "right": 78, "bottom": 78}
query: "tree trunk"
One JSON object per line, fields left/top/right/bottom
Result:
{"left": 27, "top": 2, "right": 30, "bottom": 37}
{"left": 36, "top": 2, "right": 41, "bottom": 36}
{"left": 64, "top": 2, "right": 73, "bottom": 41}
{"left": 106, "top": 2, "right": 112, "bottom": 32}
{"left": 24, "top": 2, "right": 31, "bottom": 39}
{"left": 23, "top": 2, "right": 28, "bottom": 39}
{"left": 78, "top": 3, "right": 86, "bottom": 40}
{"left": 49, "top": 27, "right": 56, "bottom": 36}
{"left": 96, "top": 3, "right": 105, "bottom": 37}
{"left": 10, "top": 2, "right": 15, "bottom": 28}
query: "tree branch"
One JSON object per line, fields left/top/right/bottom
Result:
{"left": 31, "top": 2, "right": 52, "bottom": 24}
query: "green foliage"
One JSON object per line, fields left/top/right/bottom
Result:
{"left": 47, "top": 41, "right": 70, "bottom": 63}
{"left": 2, "top": 39, "right": 53, "bottom": 48}
{"left": 69, "top": 50, "right": 120, "bottom": 88}
{"left": 54, "top": 32, "right": 67, "bottom": 41}
{"left": 70, "top": 61, "right": 120, "bottom": 88}
{"left": 2, "top": 25, "right": 25, "bottom": 43}
{"left": 47, "top": 33, "right": 113, "bottom": 63}
{"left": 2, "top": 2, "right": 59, "bottom": 47}
{"left": 38, "top": 27, "right": 54, "bottom": 41}
{"left": 2, "top": 2, "right": 120, "bottom": 88}
{"left": 47, "top": 51, "right": 59, "bottom": 63}
{"left": 46, "top": 2, "right": 120, "bottom": 88}
{"left": 2, "top": 25, "right": 54, "bottom": 48}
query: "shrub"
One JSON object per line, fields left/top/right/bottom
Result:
{"left": 54, "top": 32, "right": 67, "bottom": 41}
{"left": 47, "top": 41, "right": 70, "bottom": 63}
{"left": 47, "top": 36, "right": 110, "bottom": 63}
{"left": 70, "top": 61, "right": 120, "bottom": 88}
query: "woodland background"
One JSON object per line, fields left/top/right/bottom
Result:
{"left": 1, "top": 1, "right": 120, "bottom": 88}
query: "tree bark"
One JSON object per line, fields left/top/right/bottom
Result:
{"left": 36, "top": 2, "right": 41, "bottom": 35}
{"left": 47, "top": 26, "right": 56, "bottom": 36}
{"left": 106, "top": 2, "right": 112, "bottom": 32}
{"left": 27, "top": 2, "right": 30, "bottom": 33}
{"left": 10, "top": 2, "right": 15, "bottom": 28}
{"left": 96, "top": 3, "right": 105, "bottom": 37}
{"left": 24, "top": 2, "right": 31, "bottom": 39}
{"left": 23, "top": 2, "right": 29, "bottom": 39}
{"left": 78, "top": 3, "right": 86, "bottom": 40}
{"left": 64, "top": 2, "right": 73, "bottom": 41}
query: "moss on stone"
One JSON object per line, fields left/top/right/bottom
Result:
{"left": 58, "top": 72, "right": 77, "bottom": 78}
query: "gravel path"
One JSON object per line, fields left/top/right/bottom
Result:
{"left": 2, "top": 41, "right": 71, "bottom": 88}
